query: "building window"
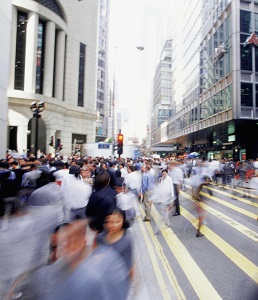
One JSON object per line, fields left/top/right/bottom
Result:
{"left": 97, "top": 102, "right": 104, "bottom": 109}
{"left": 225, "top": 85, "right": 232, "bottom": 109}
{"left": 240, "top": 35, "right": 252, "bottom": 71}
{"left": 14, "top": 11, "right": 27, "bottom": 90}
{"left": 33, "top": 0, "right": 65, "bottom": 20}
{"left": 78, "top": 43, "right": 86, "bottom": 107}
{"left": 36, "top": 20, "right": 45, "bottom": 94}
{"left": 255, "top": 47, "right": 258, "bottom": 72}
{"left": 256, "top": 84, "right": 258, "bottom": 107}
{"left": 97, "top": 91, "right": 104, "bottom": 101}
{"left": 240, "top": 10, "right": 252, "bottom": 34}
{"left": 96, "top": 127, "right": 103, "bottom": 136}
{"left": 241, "top": 82, "right": 253, "bottom": 107}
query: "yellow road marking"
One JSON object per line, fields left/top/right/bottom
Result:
{"left": 151, "top": 205, "right": 222, "bottom": 300}
{"left": 181, "top": 191, "right": 258, "bottom": 242}
{"left": 184, "top": 185, "right": 258, "bottom": 220}
{"left": 181, "top": 207, "right": 258, "bottom": 284}
{"left": 137, "top": 211, "right": 172, "bottom": 299}
{"left": 138, "top": 206, "right": 186, "bottom": 300}
{"left": 199, "top": 191, "right": 257, "bottom": 220}
{"left": 207, "top": 185, "right": 258, "bottom": 207}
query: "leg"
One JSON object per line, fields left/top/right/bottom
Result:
{"left": 143, "top": 192, "right": 151, "bottom": 221}
{"left": 173, "top": 184, "right": 180, "bottom": 215}
{"left": 196, "top": 203, "right": 204, "bottom": 238}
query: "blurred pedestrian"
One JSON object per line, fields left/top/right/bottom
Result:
{"left": 96, "top": 207, "right": 135, "bottom": 282}
{"left": 61, "top": 166, "right": 92, "bottom": 221}
{"left": 168, "top": 161, "right": 184, "bottom": 216}
{"left": 150, "top": 169, "right": 174, "bottom": 234}
{"left": 86, "top": 170, "right": 117, "bottom": 233}
{"left": 124, "top": 165, "right": 142, "bottom": 199}
{"left": 7, "top": 220, "right": 130, "bottom": 300}
{"left": 190, "top": 175, "right": 211, "bottom": 237}
{"left": 140, "top": 165, "right": 156, "bottom": 222}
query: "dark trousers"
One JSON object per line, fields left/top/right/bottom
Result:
{"left": 173, "top": 184, "right": 180, "bottom": 214}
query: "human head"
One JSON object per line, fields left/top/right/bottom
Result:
{"left": 49, "top": 222, "right": 71, "bottom": 263}
{"left": 161, "top": 169, "right": 168, "bottom": 178}
{"left": 169, "top": 161, "right": 178, "bottom": 168}
{"left": 104, "top": 208, "right": 129, "bottom": 232}
{"left": 49, "top": 220, "right": 88, "bottom": 265}
{"left": 94, "top": 170, "right": 110, "bottom": 190}
{"left": 69, "top": 166, "right": 81, "bottom": 179}
{"left": 80, "top": 167, "right": 91, "bottom": 179}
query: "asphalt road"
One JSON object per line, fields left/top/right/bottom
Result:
{"left": 132, "top": 182, "right": 258, "bottom": 300}
{"left": 1, "top": 183, "right": 257, "bottom": 300}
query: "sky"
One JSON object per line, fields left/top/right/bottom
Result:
{"left": 108, "top": 0, "right": 174, "bottom": 143}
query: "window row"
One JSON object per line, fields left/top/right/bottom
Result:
{"left": 14, "top": 11, "right": 87, "bottom": 107}
{"left": 168, "top": 85, "right": 232, "bottom": 132}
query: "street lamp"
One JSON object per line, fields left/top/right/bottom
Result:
{"left": 30, "top": 101, "right": 45, "bottom": 157}
{"left": 111, "top": 46, "right": 144, "bottom": 156}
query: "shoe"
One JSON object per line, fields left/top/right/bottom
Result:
{"left": 196, "top": 232, "right": 204, "bottom": 237}
{"left": 172, "top": 213, "right": 180, "bottom": 216}
{"left": 143, "top": 218, "right": 151, "bottom": 222}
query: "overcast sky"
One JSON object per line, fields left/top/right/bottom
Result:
{"left": 108, "top": 0, "right": 174, "bottom": 142}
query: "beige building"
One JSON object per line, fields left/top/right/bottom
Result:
{"left": 7, "top": 0, "right": 99, "bottom": 156}
{"left": 0, "top": 1, "right": 12, "bottom": 158}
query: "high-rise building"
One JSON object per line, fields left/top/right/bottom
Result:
{"left": 7, "top": 0, "right": 99, "bottom": 156}
{"left": 96, "top": 0, "right": 110, "bottom": 142}
{"left": 150, "top": 39, "right": 174, "bottom": 152}
{"left": 151, "top": 0, "right": 258, "bottom": 160}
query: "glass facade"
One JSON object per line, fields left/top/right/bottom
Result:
{"left": 14, "top": 12, "right": 27, "bottom": 90}
{"left": 200, "top": 15, "right": 232, "bottom": 94}
{"left": 78, "top": 43, "right": 86, "bottom": 107}
{"left": 240, "top": 9, "right": 258, "bottom": 110}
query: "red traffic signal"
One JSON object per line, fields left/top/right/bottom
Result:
{"left": 117, "top": 134, "right": 124, "bottom": 147}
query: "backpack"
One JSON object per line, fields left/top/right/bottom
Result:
{"left": 224, "top": 162, "right": 234, "bottom": 175}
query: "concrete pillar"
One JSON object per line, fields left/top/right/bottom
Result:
{"left": 0, "top": 0, "right": 12, "bottom": 157}
{"left": 43, "top": 21, "right": 55, "bottom": 97}
{"left": 54, "top": 30, "right": 66, "bottom": 101}
{"left": 8, "top": 6, "right": 17, "bottom": 90}
{"left": 24, "top": 12, "right": 38, "bottom": 93}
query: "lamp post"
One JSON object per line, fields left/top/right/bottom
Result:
{"left": 111, "top": 46, "right": 144, "bottom": 156}
{"left": 30, "top": 101, "right": 45, "bottom": 157}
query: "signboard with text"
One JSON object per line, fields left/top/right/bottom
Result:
{"left": 98, "top": 144, "right": 110, "bottom": 149}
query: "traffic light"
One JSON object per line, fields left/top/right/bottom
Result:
{"left": 118, "top": 134, "right": 123, "bottom": 147}
{"left": 48, "top": 136, "right": 54, "bottom": 147}
{"left": 117, "top": 133, "right": 123, "bottom": 155}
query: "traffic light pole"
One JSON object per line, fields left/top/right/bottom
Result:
{"left": 117, "top": 131, "right": 123, "bottom": 158}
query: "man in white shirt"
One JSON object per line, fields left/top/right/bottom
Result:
{"left": 117, "top": 163, "right": 128, "bottom": 178}
{"left": 168, "top": 161, "right": 184, "bottom": 216}
{"left": 124, "top": 165, "right": 142, "bottom": 198}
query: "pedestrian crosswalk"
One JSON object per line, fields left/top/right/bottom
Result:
{"left": 133, "top": 184, "right": 258, "bottom": 300}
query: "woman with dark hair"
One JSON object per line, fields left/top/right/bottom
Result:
{"left": 85, "top": 170, "right": 117, "bottom": 233}
{"left": 96, "top": 208, "right": 135, "bottom": 282}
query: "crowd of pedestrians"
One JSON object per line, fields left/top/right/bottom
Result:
{"left": 1, "top": 151, "right": 258, "bottom": 299}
